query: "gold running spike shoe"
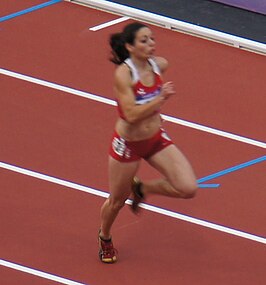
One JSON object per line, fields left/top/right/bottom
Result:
{"left": 98, "top": 233, "right": 117, "bottom": 263}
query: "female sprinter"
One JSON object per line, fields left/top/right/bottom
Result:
{"left": 98, "top": 22, "right": 198, "bottom": 263}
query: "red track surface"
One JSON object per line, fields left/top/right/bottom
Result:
{"left": 1, "top": 1, "right": 265, "bottom": 285}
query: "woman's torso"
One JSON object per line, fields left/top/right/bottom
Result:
{"left": 115, "top": 57, "right": 163, "bottom": 141}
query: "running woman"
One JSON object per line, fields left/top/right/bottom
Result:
{"left": 98, "top": 22, "right": 198, "bottom": 263}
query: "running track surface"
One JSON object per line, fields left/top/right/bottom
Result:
{"left": 0, "top": 1, "right": 265, "bottom": 285}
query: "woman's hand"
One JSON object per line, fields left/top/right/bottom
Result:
{"left": 161, "top": 81, "right": 175, "bottom": 101}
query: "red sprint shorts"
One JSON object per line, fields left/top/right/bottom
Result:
{"left": 109, "top": 128, "right": 173, "bottom": 162}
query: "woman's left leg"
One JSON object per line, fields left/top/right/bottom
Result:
{"left": 143, "top": 145, "right": 198, "bottom": 199}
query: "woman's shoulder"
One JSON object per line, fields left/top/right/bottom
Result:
{"left": 152, "top": 56, "right": 169, "bottom": 73}
{"left": 114, "top": 63, "right": 132, "bottom": 86}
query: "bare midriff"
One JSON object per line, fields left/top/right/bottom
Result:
{"left": 115, "top": 113, "right": 162, "bottom": 141}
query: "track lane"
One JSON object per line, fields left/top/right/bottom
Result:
{"left": 0, "top": 75, "right": 265, "bottom": 235}
{"left": 1, "top": 169, "right": 265, "bottom": 285}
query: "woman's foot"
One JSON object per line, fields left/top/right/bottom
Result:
{"left": 131, "top": 177, "right": 144, "bottom": 214}
{"left": 98, "top": 231, "right": 118, "bottom": 263}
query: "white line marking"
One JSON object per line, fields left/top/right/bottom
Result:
{"left": 1, "top": 68, "right": 265, "bottom": 149}
{"left": 0, "top": 161, "right": 265, "bottom": 244}
{"left": 161, "top": 115, "right": 266, "bottom": 149}
{"left": 141, "top": 203, "right": 266, "bottom": 244}
{"left": 89, "top": 16, "right": 129, "bottom": 31}
{"left": 0, "top": 68, "right": 115, "bottom": 106}
{"left": 0, "top": 259, "right": 86, "bottom": 285}
{"left": 0, "top": 161, "right": 108, "bottom": 199}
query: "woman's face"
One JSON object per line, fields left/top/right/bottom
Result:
{"left": 128, "top": 27, "right": 156, "bottom": 59}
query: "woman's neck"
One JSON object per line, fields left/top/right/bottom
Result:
{"left": 130, "top": 56, "right": 150, "bottom": 71}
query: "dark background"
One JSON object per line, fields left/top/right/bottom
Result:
{"left": 108, "top": 0, "right": 266, "bottom": 43}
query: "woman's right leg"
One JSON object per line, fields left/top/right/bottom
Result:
{"left": 100, "top": 156, "right": 140, "bottom": 239}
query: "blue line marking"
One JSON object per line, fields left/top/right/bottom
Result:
{"left": 0, "top": 0, "right": 62, "bottom": 23}
{"left": 198, "top": 155, "right": 266, "bottom": 184}
{"left": 198, "top": 184, "right": 220, "bottom": 188}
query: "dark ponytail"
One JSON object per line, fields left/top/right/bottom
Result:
{"left": 109, "top": 22, "right": 148, "bottom": 65}
{"left": 109, "top": 32, "right": 129, "bottom": 65}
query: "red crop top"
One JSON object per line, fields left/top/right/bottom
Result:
{"left": 117, "top": 58, "right": 162, "bottom": 121}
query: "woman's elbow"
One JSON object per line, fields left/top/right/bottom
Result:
{"left": 125, "top": 116, "right": 138, "bottom": 124}
{"left": 124, "top": 112, "right": 139, "bottom": 124}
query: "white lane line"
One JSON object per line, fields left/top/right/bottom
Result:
{"left": 161, "top": 115, "right": 266, "bottom": 149}
{"left": 0, "top": 259, "right": 87, "bottom": 285}
{"left": 89, "top": 16, "right": 129, "bottom": 31}
{"left": 141, "top": 203, "right": 266, "bottom": 244}
{"left": 0, "top": 161, "right": 265, "bottom": 244}
{"left": 0, "top": 161, "right": 108, "bottom": 199}
{"left": 0, "top": 67, "right": 265, "bottom": 149}
{"left": 0, "top": 68, "right": 115, "bottom": 106}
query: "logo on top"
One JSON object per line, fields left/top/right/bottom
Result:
{"left": 136, "top": 88, "right": 146, "bottom": 95}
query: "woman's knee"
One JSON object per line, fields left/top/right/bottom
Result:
{"left": 181, "top": 188, "right": 197, "bottom": 199}
{"left": 179, "top": 182, "right": 198, "bottom": 199}
{"left": 108, "top": 196, "right": 127, "bottom": 212}
{"left": 170, "top": 179, "right": 197, "bottom": 199}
